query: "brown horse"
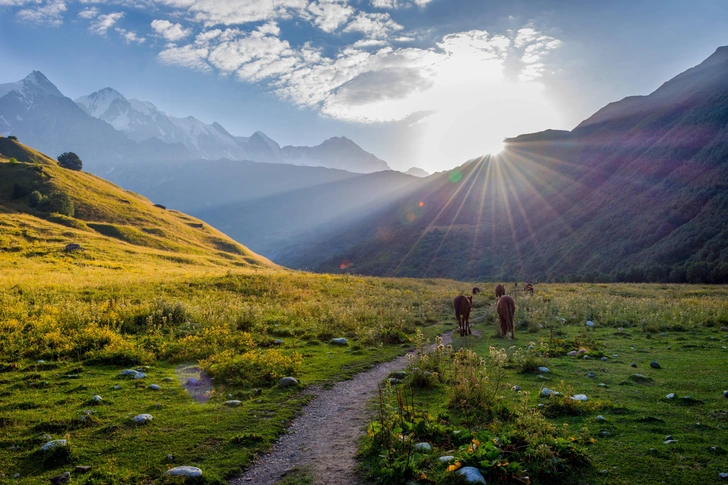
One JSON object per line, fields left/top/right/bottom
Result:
{"left": 495, "top": 284, "right": 505, "bottom": 300}
{"left": 524, "top": 283, "right": 534, "bottom": 295}
{"left": 453, "top": 295, "right": 473, "bottom": 337}
{"left": 496, "top": 295, "right": 515, "bottom": 339}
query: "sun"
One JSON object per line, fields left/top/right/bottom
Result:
{"left": 485, "top": 140, "right": 505, "bottom": 156}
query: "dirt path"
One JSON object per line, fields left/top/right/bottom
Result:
{"left": 229, "top": 330, "right": 462, "bottom": 485}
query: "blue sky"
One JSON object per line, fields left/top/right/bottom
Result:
{"left": 1, "top": 0, "right": 727, "bottom": 172}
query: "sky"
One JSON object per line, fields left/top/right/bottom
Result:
{"left": 1, "top": 0, "right": 727, "bottom": 173}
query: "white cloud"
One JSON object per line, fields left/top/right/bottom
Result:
{"left": 370, "top": 0, "right": 433, "bottom": 8}
{"left": 151, "top": 19, "right": 192, "bottom": 41}
{"left": 306, "top": 1, "right": 354, "bottom": 33}
{"left": 158, "top": 44, "right": 211, "bottom": 71}
{"left": 89, "top": 11, "right": 123, "bottom": 35}
{"left": 16, "top": 0, "right": 66, "bottom": 26}
{"left": 157, "top": 0, "right": 308, "bottom": 27}
{"left": 116, "top": 27, "right": 145, "bottom": 43}
{"left": 343, "top": 12, "right": 402, "bottom": 38}
{"left": 78, "top": 6, "right": 99, "bottom": 18}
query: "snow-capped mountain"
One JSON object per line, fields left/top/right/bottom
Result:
{"left": 0, "top": 71, "right": 190, "bottom": 169}
{"left": 0, "top": 71, "right": 392, "bottom": 174}
{"left": 75, "top": 88, "right": 248, "bottom": 161}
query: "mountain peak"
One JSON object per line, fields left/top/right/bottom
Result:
{"left": 75, "top": 87, "right": 127, "bottom": 118}
{"left": 22, "top": 70, "right": 64, "bottom": 98}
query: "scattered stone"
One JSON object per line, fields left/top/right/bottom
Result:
{"left": 631, "top": 362, "right": 638, "bottom": 368}
{"left": 224, "top": 400, "right": 242, "bottom": 407}
{"left": 721, "top": 327, "right": 728, "bottom": 332}
{"left": 577, "top": 348, "right": 589, "bottom": 357}
{"left": 388, "top": 378, "right": 402, "bottom": 385}
{"left": 665, "top": 435, "right": 673, "bottom": 441}
{"left": 186, "top": 377, "right": 200, "bottom": 387}
{"left": 664, "top": 439, "right": 678, "bottom": 445}
{"left": 413, "top": 442, "right": 432, "bottom": 452}
{"left": 613, "top": 354, "right": 619, "bottom": 357}
{"left": 391, "top": 371, "right": 407, "bottom": 379}
{"left": 719, "top": 472, "right": 728, "bottom": 479}
{"left": 512, "top": 385, "right": 521, "bottom": 392}
{"left": 601, "top": 356, "right": 608, "bottom": 361}
{"left": 538, "top": 366, "right": 550, "bottom": 373}
{"left": 599, "top": 470, "right": 608, "bottom": 475}
{"left": 112, "top": 385, "right": 121, "bottom": 390}
{"left": 600, "top": 431, "right": 610, "bottom": 437}
{"left": 39, "top": 434, "right": 53, "bottom": 440}
{"left": 330, "top": 338, "right": 348, "bottom": 346}
{"left": 119, "top": 369, "right": 138, "bottom": 377}
{"left": 537, "top": 375, "right": 548, "bottom": 380}
{"left": 273, "top": 339, "right": 284, "bottom": 345}
{"left": 618, "top": 327, "right": 624, "bottom": 332}
{"left": 596, "top": 415, "right": 605, "bottom": 421}
{"left": 455, "top": 466, "right": 487, "bottom": 484}
{"left": 279, "top": 377, "right": 299, "bottom": 388}
{"left": 75, "top": 466, "right": 92, "bottom": 473}
{"left": 567, "top": 350, "right": 577, "bottom": 356}
{"left": 588, "top": 371, "right": 596, "bottom": 378}
{"left": 14, "top": 474, "right": 20, "bottom": 479}
{"left": 666, "top": 393, "right": 676, "bottom": 399}
{"left": 571, "top": 394, "right": 588, "bottom": 402}
{"left": 167, "top": 454, "right": 174, "bottom": 462}
{"left": 40, "top": 440, "right": 67, "bottom": 451}
{"left": 537, "top": 324, "right": 544, "bottom": 329}
{"left": 541, "top": 387, "right": 552, "bottom": 397}
{"left": 49, "top": 471, "right": 70, "bottom": 485}
{"left": 165, "top": 467, "right": 202, "bottom": 478}
{"left": 538, "top": 403, "right": 544, "bottom": 408}
{"left": 133, "top": 372, "right": 147, "bottom": 379}
{"left": 92, "top": 395, "right": 103, "bottom": 402}
{"left": 586, "top": 321, "right": 595, "bottom": 327}
{"left": 599, "top": 383, "right": 607, "bottom": 387}
{"left": 163, "top": 377, "right": 174, "bottom": 382}
{"left": 724, "top": 390, "right": 728, "bottom": 398}
{"left": 650, "top": 361, "right": 661, "bottom": 369}
{"left": 583, "top": 355, "right": 590, "bottom": 360}
{"left": 438, "top": 455, "right": 455, "bottom": 463}
{"left": 132, "top": 414, "right": 153, "bottom": 424}
{"left": 149, "top": 384, "right": 161, "bottom": 391}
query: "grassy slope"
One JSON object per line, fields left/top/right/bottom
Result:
{"left": 0, "top": 136, "right": 274, "bottom": 274}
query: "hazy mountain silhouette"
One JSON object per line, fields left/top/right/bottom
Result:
{"left": 294, "top": 46, "right": 728, "bottom": 283}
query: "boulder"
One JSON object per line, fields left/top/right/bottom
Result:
{"left": 119, "top": 369, "right": 139, "bottom": 377}
{"left": 40, "top": 440, "right": 67, "bottom": 451}
{"left": 650, "top": 361, "right": 661, "bottom": 369}
{"left": 538, "top": 366, "right": 550, "bottom": 373}
{"left": 571, "top": 394, "right": 588, "bottom": 401}
{"left": 456, "top": 466, "right": 487, "bottom": 484}
{"left": 279, "top": 377, "right": 299, "bottom": 388}
{"left": 438, "top": 455, "right": 455, "bottom": 463}
{"left": 413, "top": 442, "right": 432, "bottom": 452}
{"left": 149, "top": 384, "right": 161, "bottom": 390}
{"left": 132, "top": 414, "right": 153, "bottom": 424}
{"left": 165, "top": 467, "right": 202, "bottom": 477}
{"left": 541, "top": 387, "right": 552, "bottom": 397}
{"left": 331, "top": 338, "right": 348, "bottom": 346}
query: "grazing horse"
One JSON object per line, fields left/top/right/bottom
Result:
{"left": 453, "top": 295, "right": 473, "bottom": 337}
{"left": 524, "top": 283, "right": 534, "bottom": 295}
{"left": 495, "top": 284, "right": 505, "bottom": 300}
{"left": 496, "top": 295, "right": 516, "bottom": 340}
{"left": 472, "top": 287, "right": 481, "bottom": 295}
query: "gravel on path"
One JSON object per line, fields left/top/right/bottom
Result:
{"left": 229, "top": 330, "right": 459, "bottom": 485}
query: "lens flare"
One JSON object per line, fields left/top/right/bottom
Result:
{"left": 449, "top": 170, "right": 462, "bottom": 183}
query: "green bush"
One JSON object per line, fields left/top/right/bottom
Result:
{"left": 57, "top": 151, "right": 83, "bottom": 171}
{"left": 7, "top": 135, "right": 18, "bottom": 141}
{"left": 38, "top": 191, "right": 75, "bottom": 217}
{"left": 28, "top": 190, "right": 43, "bottom": 208}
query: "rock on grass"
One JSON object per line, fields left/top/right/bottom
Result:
{"left": 456, "top": 466, "right": 487, "bottom": 484}
{"left": 165, "top": 466, "right": 202, "bottom": 477}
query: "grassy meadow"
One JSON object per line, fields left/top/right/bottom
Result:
{"left": 1, "top": 138, "right": 727, "bottom": 484}
{"left": 361, "top": 284, "right": 728, "bottom": 485}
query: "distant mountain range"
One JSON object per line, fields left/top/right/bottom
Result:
{"left": 0, "top": 72, "right": 398, "bottom": 174}
{"left": 285, "top": 46, "right": 728, "bottom": 284}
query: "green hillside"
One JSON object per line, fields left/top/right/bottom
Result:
{"left": 0, "top": 135, "right": 274, "bottom": 275}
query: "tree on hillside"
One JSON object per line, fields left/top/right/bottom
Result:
{"left": 57, "top": 152, "right": 83, "bottom": 171}
{"left": 38, "top": 191, "right": 75, "bottom": 217}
